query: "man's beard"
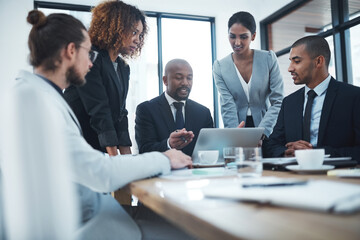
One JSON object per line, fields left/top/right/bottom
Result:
{"left": 66, "top": 66, "right": 85, "bottom": 87}
{"left": 174, "top": 87, "right": 191, "bottom": 101}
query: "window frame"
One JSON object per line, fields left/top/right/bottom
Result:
{"left": 260, "top": 0, "right": 360, "bottom": 85}
{"left": 34, "top": 1, "right": 219, "bottom": 127}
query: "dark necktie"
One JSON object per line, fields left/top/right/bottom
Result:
{"left": 173, "top": 102, "right": 185, "bottom": 130}
{"left": 303, "top": 90, "right": 317, "bottom": 142}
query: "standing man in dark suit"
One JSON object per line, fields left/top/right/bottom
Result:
{"left": 263, "top": 36, "right": 360, "bottom": 161}
{"left": 135, "top": 59, "right": 214, "bottom": 156}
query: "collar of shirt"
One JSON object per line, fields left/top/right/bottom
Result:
{"left": 164, "top": 91, "right": 186, "bottom": 107}
{"left": 165, "top": 92, "right": 186, "bottom": 121}
{"left": 304, "top": 74, "right": 331, "bottom": 99}
{"left": 36, "top": 74, "right": 63, "bottom": 96}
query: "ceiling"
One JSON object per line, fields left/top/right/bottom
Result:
{"left": 269, "top": 0, "right": 360, "bottom": 52}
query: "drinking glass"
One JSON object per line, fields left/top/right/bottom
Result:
{"left": 236, "top": 147, "right": 263, "bottom": 178}
{"left": 223, "top": 147, "right": 243, "bottom": 170}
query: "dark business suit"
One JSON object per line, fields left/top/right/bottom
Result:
{"left": 263, "top": 77, "right": 360, "bottom": 162}
{"left": 64, "top": 47, "right": 131, "bottom": 152}
{"left": 135, "top": 93, "right": 214, "bottom": 156}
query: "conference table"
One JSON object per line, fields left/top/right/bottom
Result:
{"left": 128, "top": 167, "right": 360, "bottom": 240}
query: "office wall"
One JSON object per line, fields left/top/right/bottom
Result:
{"left": 0, "top": 0, "right": 33, "bottom": 92}
{"left": 0, "top": 0, "right": 291, "bottom": 92}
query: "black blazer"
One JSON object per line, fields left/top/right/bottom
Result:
{"left": 64, "top": 47, "right": 131, "bottom": 152}
{"left": 263, "top": 77, "right": 360, "bottom": 162}
{"left": 135, "top": 93, "right": 214, "bottom": 156}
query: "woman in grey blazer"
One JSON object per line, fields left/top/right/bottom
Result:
{"left": 213, "top": 11, "right": 283, "bottom": 137}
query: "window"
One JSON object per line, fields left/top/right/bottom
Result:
{"left": 161, "top": 18, "right": 214, "bottom": 118}
{"left": 349, "top": 21, "right": 360, "bottom": 86}
{"left": 34, "top": 1, "right": 217, "bottom": 153}
{"left": 261, "top": 0, "right": 360, "bottom": 95}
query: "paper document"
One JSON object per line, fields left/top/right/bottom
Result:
{"left": 161, "top": 167, "right": 236, "bottom": 180}
{"left": 328, "top": 169, "right": 360, "bottom": 178}
{"left": 203, "top": 179, "right": 360, "bottom": 213}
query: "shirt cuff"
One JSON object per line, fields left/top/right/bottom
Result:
{"left": 167, "top": 138, "right": 172, "bottom": 149}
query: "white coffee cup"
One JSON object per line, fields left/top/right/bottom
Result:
{"left": 295, "top": 149, "right": 325, "bottom": 169}
{"left": 198, "top": 150, "right": 219, "bottom": 165}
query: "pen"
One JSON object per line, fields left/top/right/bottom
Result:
{"left": 176, "top": 130, "right": 187, "bottom": 143}
{"left": 242, "top": 181, "right": 307, "bottom": 188}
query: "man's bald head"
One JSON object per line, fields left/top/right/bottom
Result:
{"left": 164, "top": 59, "right": 192, "bottom": 76}
{"left": 163, "top": 59, "right": 193, "bottom": 101}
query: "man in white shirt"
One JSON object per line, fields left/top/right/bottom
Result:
{"left": 264, "top": 36, "right": 360, "bottom": 161}
{"left": 135, "top": 59, "right": 214, "bottom": 157}
{"left": 0, "top": 10, "right": 192, "bottom": 239}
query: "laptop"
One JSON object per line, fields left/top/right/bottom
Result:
{"left": 191, "top": 127, "right": 265, "bottom": 163}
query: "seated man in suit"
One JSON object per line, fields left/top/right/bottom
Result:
{"left": 135, "top": 59, "right": 214, "bottom": 156}
{"left": 263, "top": 36, "right": 360, "bottom": 161}
{"left": 1, "top": 10, "right": 194, "bottom": 239}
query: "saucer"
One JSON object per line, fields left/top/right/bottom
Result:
{"left": 286, "top": 165, "right": 335, "bottom": 173}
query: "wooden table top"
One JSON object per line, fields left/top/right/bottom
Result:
{"left": 129, "top": 169, "right": 360, "bottom": 240}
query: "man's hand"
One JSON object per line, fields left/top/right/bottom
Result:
{"left": 163, "top": 149, "right": 192, "bottom": 169}
{"left": 237, "top": 121, "right": 245, "bottom": 128}
{"left": 119, "top": 146, "right": 131, "bottom": 155}
{"left": 284, "top": 140, "right": 313, "bottom": 157}
{"left": 169, "top": 128, "right": 194, "bottom": 149}
{"left": 106, "top": 146, "right": 118, "bottom": 156}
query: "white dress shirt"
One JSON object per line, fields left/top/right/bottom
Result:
{"left": 303, "top": 74, "right": 331, "bottom": 147}
{"left": 233, "top": 62, "right": 252, "bottom": 116}
{"left": 164, "top": 91, "right": 186, "bottom": 122}
{"left": 165, "top": 92, "right": 187, "bottom": 149}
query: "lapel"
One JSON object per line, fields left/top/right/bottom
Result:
{"left": 103, "top": 51, "right": 123, "bottom": 103}
{"left": 185, "top": 99, "right": 199, "bottom": 129}
{"left": 158, "top": 93, "right": 176, "bottom": 131}
{"left": 116, "top": 58, "right": 129, "bottom": 108}
{"left": 249, "top": 50, "right": 261, "bottom": 100}
{"left": 184, "top": 100, "right": 194, "bottom": 129}
{"left": 317, "top": 77, "right": 337, "bottom": 145}
{"left": 287, "top": 88, "right": 305, "bottom": 140}
{"left": 222, "top": 54, "right": 248, "bottom": 103}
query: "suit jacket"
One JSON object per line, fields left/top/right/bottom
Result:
{"left": 263, "top": 77, "right": 360, "bottom": 161}
{"left": 7, "top": 70, "right": 172, "bottom": 237}
{"left": 64, "top": 47, "right": 131, "bottom": 152}
{"left": 135, "top": 93, "right": 214, "bottom": 156}
{"left": 213, "top": 50, "right": 284, "bottom": 136}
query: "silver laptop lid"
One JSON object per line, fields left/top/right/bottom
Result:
{"left": 191, "top": 128, "right": 264, "bottom": 163}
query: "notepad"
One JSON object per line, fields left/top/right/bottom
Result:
{"left": 203, "top": 179, "right": 360, "bottom": 213}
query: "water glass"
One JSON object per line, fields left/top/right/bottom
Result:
{"left": 236, "top": 147, "right": 263, "bottom": 178}
{"left": 223, "top": 147, "right": 243, "bottom": 169}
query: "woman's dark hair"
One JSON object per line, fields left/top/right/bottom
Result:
{"left": 228, "top": 11, "right": 256, "bottom": 34}
{"left": 88, "top": 0, "right": 148, "bottom": 58}
{"left": 27, "top": 10, "right": 86, "bottom": 71}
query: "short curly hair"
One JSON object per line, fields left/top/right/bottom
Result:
{"left": 88, "top": 0, "right": 148, "bottom": 58}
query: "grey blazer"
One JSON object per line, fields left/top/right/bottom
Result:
{"left": 213, "top": 50, "right": 284, "bottom": 136}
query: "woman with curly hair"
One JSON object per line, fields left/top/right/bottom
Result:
{"left": 64, "top": 0, "right": 147, "bottom": 156}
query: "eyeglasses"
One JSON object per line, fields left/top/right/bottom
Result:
{"left": 79, "top": 46, "right": 98, "bottom": 63}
